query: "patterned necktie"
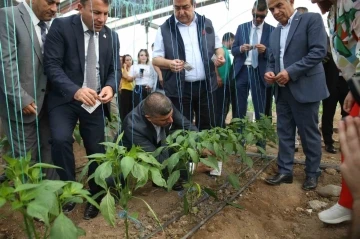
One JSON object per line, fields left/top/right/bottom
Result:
{"left": 85, "top": 30, "right": 98, "bottom": 91}
{"left": 252, "top": 27, "right": 259, "bottom": 68}
{"left": 37, "top": 21, "right": 47, "bottom": 44}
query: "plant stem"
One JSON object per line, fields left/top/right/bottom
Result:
{"left": 23, "top": 213, "right": 34, "bottom": 239}
{"left": 125, "top": 216, "right": 129, "bottom": 239}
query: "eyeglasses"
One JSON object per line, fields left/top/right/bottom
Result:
{"left": 174, "top": 5, "right": 192, "bottom": 11}
{"left": 252, "top": 13, "right": 266, "bottom": 19}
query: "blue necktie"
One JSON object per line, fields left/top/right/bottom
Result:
{"left": 38, "top": 21, "right": 47, "bottom": 44}
{"left": 252, "top": 27, "right": 259, "bottom": 68}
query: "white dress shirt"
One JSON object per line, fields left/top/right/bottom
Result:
{"left": 244, "top": 22, "right": 264, "bottom": 66}
{"left": 23, "top": 1, "right": 49, "bottom": 53}
{"left": 280, "top": 10, "right": 298, "bottom": 71}
{"left": 153, "top": 14, "right": 222, "bottom": 82}
{"left": 152, "top": 123, "right": 161, "bottom": 143}
{"left": 128, "top": 64, "right": 156, "bottom": 88}
{"left": 81, "top": 19, "right": 100, "bottom": 89}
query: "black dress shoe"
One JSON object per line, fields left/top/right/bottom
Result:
{"left": 83, "top": 203, "right": 100, "bottom": 220}
{"left": 302, "top": 176, "right": 319, "bottom": 190}
{"left": 325, "top": 144, "right": 337, "bottom": 154}
{"left": 62, "top": 202, "right": 76, "bottom": 213}
{"left": 0, "top": 173, "right": 7, "bottom": 183}
{"left": 265, "top": 173, "right": 293, "bottom": 185}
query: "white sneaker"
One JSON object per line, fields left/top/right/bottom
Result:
{"left": 318, "top": 203, "right": 352, "bottom": 224}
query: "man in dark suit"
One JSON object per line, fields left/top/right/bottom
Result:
{"left": 231, "top": 0, "right": 275, "bottom": 120}
{"left": 122, "top": 92, "right": 197, "bottom": 163}
{"left": 44, "top": 0, "right": 120, "bottom": 219}
{"left": 0, "top": 0, "right": 60, "bottom": 181}
{"left": 264, "top": 0, "right": 328, "bottom": 190}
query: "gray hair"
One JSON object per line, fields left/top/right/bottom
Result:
{"left": 143, "top": 92, "right": 173, "bottom": 117}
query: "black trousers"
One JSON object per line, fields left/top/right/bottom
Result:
{"left": 215, "top": 83, "right": 230, "bottom": 128}
{"left": 119, "top": 89, "right": 133, "bottom": 121}
{"left": 169, "top": 81, "right": 217, "bottom": 130}
{"left": 49, "top": 100, "right": 106, "bottom": 195}
{"left": 133, "top": 85, "right": 151, "bottom": 108}
{"left": 321, "top": 59, "right": 349, "bottom": 146}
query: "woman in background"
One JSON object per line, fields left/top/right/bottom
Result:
{"left": 119, "top": 54, "right": 134, "bottom": 121}
{"left": 128, "top": 49, "right": 156, "bottom": 108}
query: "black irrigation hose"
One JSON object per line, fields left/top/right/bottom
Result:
{"left": 181, "top": 157, "right": 276, "bottom": 239}
{"left": 142, "top": 155, "right": 275, "bottom": 239}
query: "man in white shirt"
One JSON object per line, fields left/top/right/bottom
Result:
{"left": 231, "top": 0, "right": 275, "bottom": 122}
{"left": 0, "top": 0, "right": 60, "bottom": 182}
{"left": 152, "top": 0, "right": 225, "bottom": 130}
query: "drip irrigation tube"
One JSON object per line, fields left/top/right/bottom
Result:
{"left": 142, "top": 155, "right": 275, "bottom": 239}
{"left": 181, "top": 157, "right": 276, "bottom": 239}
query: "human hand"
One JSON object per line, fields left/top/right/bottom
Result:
{"left": 201, "top": 148, "right": 215, "bottom": 157}
{"left": 255, "top": 44, "right": 266, "bottom": 54}
{"left": 169, "top": 59, "right": 184, "bottom": 72}
{"left": 194, "top": 162, "right": 213, "bottom": 173}
{"left": 343, "top": 92, "right": 355, "bottom": 113}
{"left": 214, "top": 55, "right": 225, "bottom": 67}
{"left": 264, "top": 72, "right": 276, "bottom": 84}
{"left": 74, "top": 88, "right": 98, "bottom": 106}
{"left": 339, "top": 116, "right": 360, "bottom": 201}
{"left": 22, "top": 102, "right": 37, "bottom": 115}
{"left": 275, "top": 70, "right": 290, "bottom": 85}
{"left": 240, "top": 44, "right": 252, "bottom": 53}
{"left": 98, "top": 86, "right": 114, "bottom": 104}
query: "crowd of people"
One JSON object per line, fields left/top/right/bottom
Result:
{"left": 1, "top": 0, "right": 360, "bottom": 236}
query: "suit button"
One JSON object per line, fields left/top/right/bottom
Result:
{"left": 41, "top": 89, "right": 45, "bottom": 92}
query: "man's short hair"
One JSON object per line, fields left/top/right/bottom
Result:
{"left": 222, "top": 32, "right": 234, "bottom": 42}
{"left": 296, "top": 7, "right": 308, "bottom": 13}
{"left": 80, "top": 0, "right": 110, "bottom": 6}
{"left": 143, "top": 92, "right": 173, "bottom": 117}
{"left": 253, "top": 0, "right": 268, "bottom": 12}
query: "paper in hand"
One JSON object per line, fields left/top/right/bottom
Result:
{"left": 81, "top": 100, "right": 101, "bottom": 114}
{"left": 211, "top": 54, "right": 217, "bottom": 63}
{"left": 184, "top": 62, "right": 194, "bottom": 71}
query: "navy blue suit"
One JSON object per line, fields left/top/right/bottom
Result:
{"left": 267, "top": 12, "right": 328, "bottom": 177}
{"left": 44, "top": 15, "right": 120, "bottom": 193}
{"left": 231, "top": 21, "right": 274, "bottom": 120}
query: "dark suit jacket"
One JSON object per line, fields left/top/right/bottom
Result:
{"left": 232, "top": 21, "right": 274, "bottom": 80}
{"left": 44, "top": 14, "right": 120, "bottom": 118}
{"left": 266, "top": 12, "right": 329, "bottom": 103}
{"left": 0, "top": 3, "right": 47, "bottom": 123}
{"left": 122, "top": 101, "right": 198, "bottom": 163}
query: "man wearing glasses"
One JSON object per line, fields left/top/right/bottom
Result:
{"left": 231, "top": 0, "right": 275, "bottom": 123}
{"left": 152, "top": 0, "right": 225, "bottom": 131}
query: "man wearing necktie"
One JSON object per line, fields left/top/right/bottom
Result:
{"left": 231, "top": 0, "right": 274, "bottom": 123}
{"left": 0, "top": 0, "right": 60, "bottom": 182}
{"left": 264, "top": 0, "right": 328, "bottom": 190}
{"left": 44, "top": 0, "right": 120, "bottom": 219}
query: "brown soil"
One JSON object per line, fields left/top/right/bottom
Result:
{"left": 0, "top": 108, "right": 349, "bottom": 239}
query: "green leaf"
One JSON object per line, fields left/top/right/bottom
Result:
{"left": 167, "top": 170, "right": 180, "bottom": 191}
{"left": 245, "top": 132, "right": 255, "bottom": 144}
{"left": 243, "top": 156, "right": 254, "bottom": 168}
{"left": 176, "top": 135, "right": 185, "bottom": 144}
{"left": 187, "top": 148, "right": 199, "bottom": 163}
{"left": 137, "top": 153, "right": 161, "bottom": 167}
{"left": 121, "top": 156, "right": 135, "bottom": 179}
{"left": 224, "top": 142, "right": 234, "bottom": 154}
{"left": 227, "top": 173, "right": 240, "bottom": 189}
{"left": 213, "top": 142, "right": 221, "bottom": 156}
{"left": 131, "top": 163, "right": 148, "bottom": 181}
{"left": 40, "top": 180, "right": 67, "bottom": 193}
{"left": 94, "top": 162, "right": 112, "bottom": 190}
{"left": 73, "top": 127, "right": 82, "bottom": 145}
{"left": 227, "top": 201, "right": 244, "bottom": 210}
{"left": 152, "top": 146, "right": 165, "bottom": 158}
{"left": 100, "top": 191, "right": 116, "bottom": 226}
{"left": 78, "top": 160, "right": 96, "bottom": 182}
{"left": 86, "top": 153, "right": 107, "bottom": 159}
{"left": 14, "top": 183, "right": 40, "bottom": 192}
{"left": 0, "top": 197, "right": 6, "bottom": 208}
{"left": 50, "top": 213, "right": 84, "bottom": 239}
{"left": 34, "top": 190, "right": 59, "bottom": 216}
{"left": 200, "top": 156, "right": 219, "bottom": 171}
{"left": 30, "top": 163, "right": 61, "bottom": 169}
{"left": 130, "top": 212, "right": 139, "bottom": 220}
{"left": 68, "top": 182, "right": 86, "bottom": 195}
{"left": 150, "top": 167, "right": 166, "bottom": 187}
{"left": 27, "top": 201, "right": 50, "bottom": 226}
{"left": 166, "top": 152, "right": 180, "bottom": 173}
{"left": 203, "top": 187, "right": 218, "bottom": 200}
{"left": 257, "top": 146, "right": 266, "bottom": 155}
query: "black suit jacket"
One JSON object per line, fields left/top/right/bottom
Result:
{"left": 122, "top": 101, "right": 198, "bottom": 163}
{"left": 44, "top": 14, "right": 120, "bottom": 118}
